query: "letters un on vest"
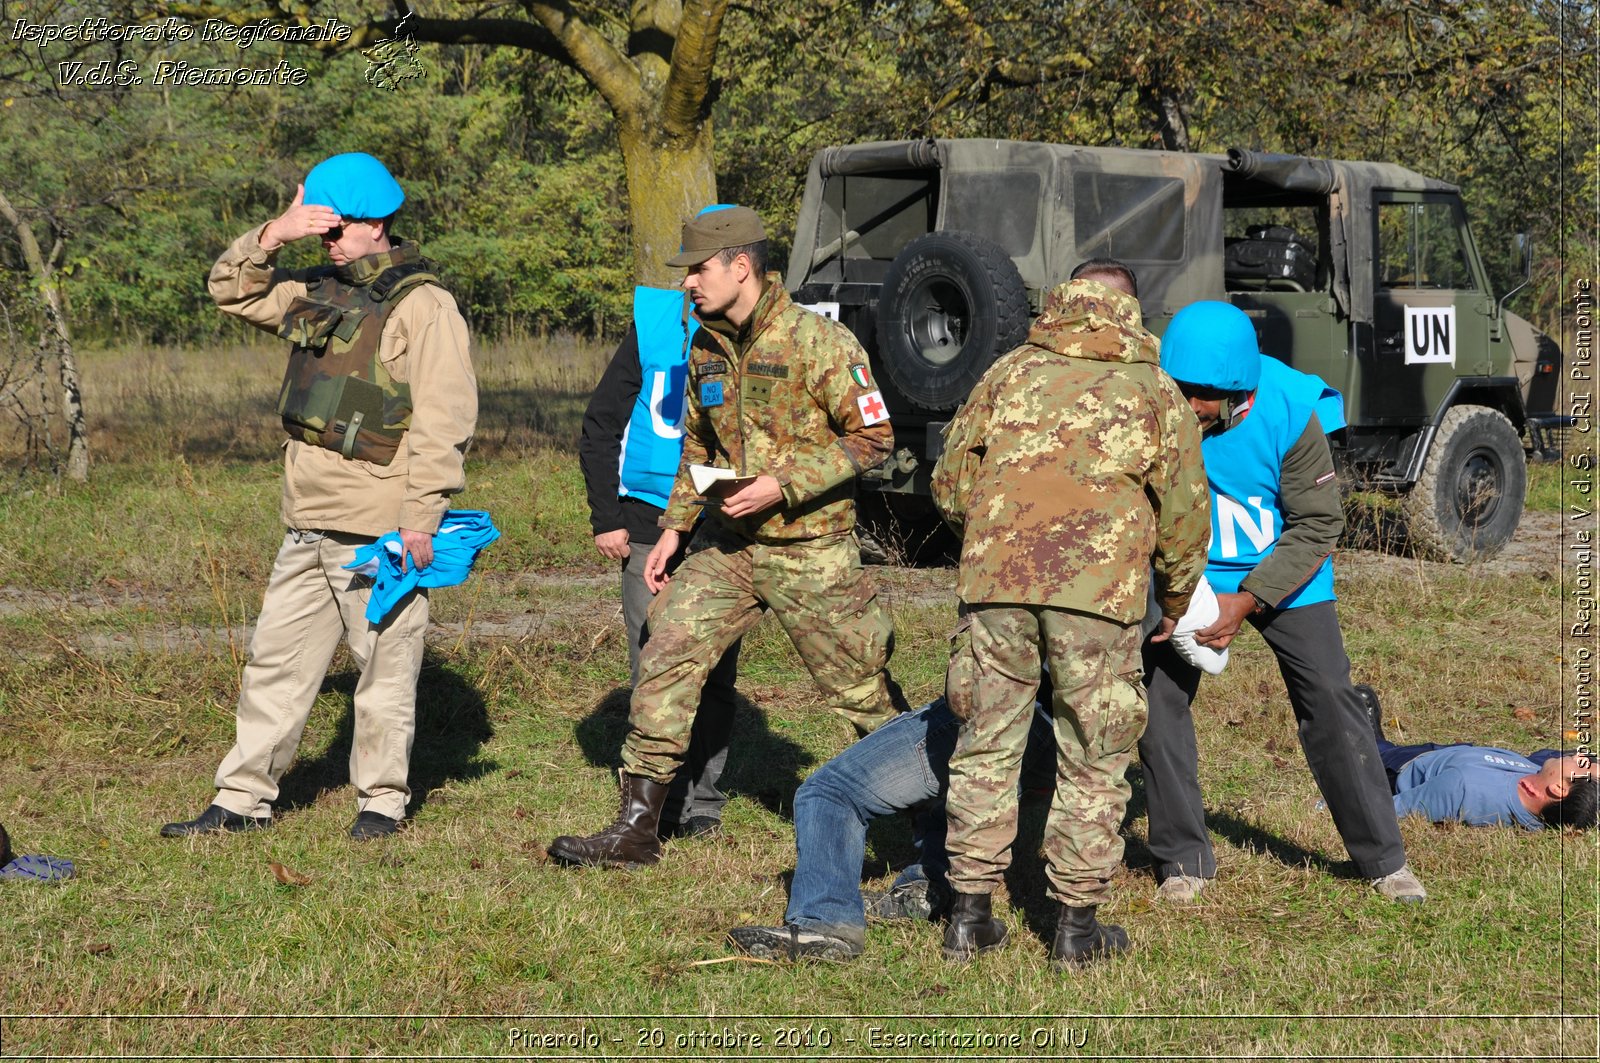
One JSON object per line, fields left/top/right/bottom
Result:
{"left": 1203, "top": 355, "right": 1344, "bottom": 608}
{"left": 276, "top": 244, "right": 441, "bottom": 465}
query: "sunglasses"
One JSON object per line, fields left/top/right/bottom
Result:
{"left": 324, "top": 218, "right": 366, "bottom": 241}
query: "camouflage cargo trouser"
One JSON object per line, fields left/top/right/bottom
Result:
{"left": 621, "top": 526, "right": 896, "bottom": 782}
{"left": 944, "top": 603, "right": 1146, "bottom": 906}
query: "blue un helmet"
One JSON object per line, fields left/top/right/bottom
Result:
{"left": 1159, "top": 301, "right": 1261, "bottom": 393}
{"left": 303, "top": 153, "right": 405, "bottom": 219}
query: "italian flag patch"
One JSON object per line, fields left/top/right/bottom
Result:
{"left": 850, "top": 363, "right": 873, "bottom": 388}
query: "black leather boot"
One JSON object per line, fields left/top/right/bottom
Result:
{"left": 547, "top": 772, "right": 669, "bottom": 868}
{"left": 1050, "top": 903, "right": 1129, "bottom": 968}
{"left": 941, "top": 891, "right": 1008, "bottom": 961}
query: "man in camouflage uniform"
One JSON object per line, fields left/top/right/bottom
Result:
{"left": 162, "top": 153, "right": 477, "bottom": 842}
{"left": 932, "top": 259, "right": 1210, "bottom": 968}
{"left": 549, "top": 205, "right": 900, "bottom": 870}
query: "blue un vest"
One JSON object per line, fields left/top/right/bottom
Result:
{"left": 1202, "top": 355, "right": 1346, "bottom": 608}
{"left": 618, "top": 286, "right": 697, "bottom": 510}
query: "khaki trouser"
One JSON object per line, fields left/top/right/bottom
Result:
{"left": 213, "top": 530, "right": 428, "bottom": 821}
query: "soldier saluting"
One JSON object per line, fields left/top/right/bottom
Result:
{"left": 550, "top": 205, "right": 901, "bottom": 872}
{"left": 162, "top": 153, "right": 477, "bottom": 841}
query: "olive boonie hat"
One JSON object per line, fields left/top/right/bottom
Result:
{"left": 665, "top": 204, "right": 766, "bottom": 267}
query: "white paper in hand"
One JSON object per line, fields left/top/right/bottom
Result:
{"left": 688, "top": 463, "right": 758, "bottom": 499}
{"left": 1170, "top": 576, "right": 1230, "bottom": 675}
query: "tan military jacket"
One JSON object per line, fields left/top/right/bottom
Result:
{"left": 932, "top": 279, "right": 1210, "bottom": 623}
{"left": 662, "top": 277, "right": 893, "bottom": 542}
{"left": 209, "top": 226, "right": 477, "bottom": 537}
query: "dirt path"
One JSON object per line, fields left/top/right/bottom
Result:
{"left": 5, "top": 511, "right": 1570, "bottom": 658}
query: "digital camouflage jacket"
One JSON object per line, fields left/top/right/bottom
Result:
{"left": 662, "top": 277, "right": 893, "bottom": 542}
{"left": 932, "top": 279, "right": 1210, "bottom": 623}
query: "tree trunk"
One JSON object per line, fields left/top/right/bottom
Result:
{"left": 618, "top": 114, "right": 718, "bottom": 288}
{"left": 0, "top": 186, "right": 88, "bottom": 481}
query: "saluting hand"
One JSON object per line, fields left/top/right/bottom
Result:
{"left": 260, "top": 183, "right": 343, "bottom": 251}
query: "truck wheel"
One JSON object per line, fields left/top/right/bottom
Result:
{"left": 1400, "top": 404, "right": 1526, "bottom": 561}
{"left": 876, "top": 230, "right": 1029, "bottom": 412}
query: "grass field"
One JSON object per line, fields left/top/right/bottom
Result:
{"left": 0, "top": 340, "right": 1595, "bottom": 1060}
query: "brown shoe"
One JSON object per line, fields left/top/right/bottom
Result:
{"left": 1049, "top": 903, "right": 1129, "bottom": 968}
{"left": 941, "top": 891, "right": 1008, "bottom": 961}
{"left": 547, "top": 771, "right": 669, "bottom": 869}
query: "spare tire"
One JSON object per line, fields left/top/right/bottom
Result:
{"left": 875, "top": 230, "right": 1030, "bottom": 412}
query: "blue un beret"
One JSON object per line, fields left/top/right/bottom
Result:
{"left": 303, "top": 153, "right": 405, "bottom": 219}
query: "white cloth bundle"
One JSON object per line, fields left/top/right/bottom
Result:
{"left": 1170, "top": 576, "right": 1230, "bottom": 675}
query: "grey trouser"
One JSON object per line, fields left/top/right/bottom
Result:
{"left": 623, "top": 540, "right": 740, "bottom": 825}
{"left": 214, "top": 529, "right": 427, "bottom": 821}
{"left": 1137, "top": 600, "right": 1407, "bottom": 881}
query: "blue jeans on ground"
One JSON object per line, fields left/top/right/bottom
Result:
{"left": 784, "top": 698, "right": 1054, "bottom": 943}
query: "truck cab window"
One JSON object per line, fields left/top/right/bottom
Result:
{"left": 1377, "top": 200, "right": 1475, "bottom": 290}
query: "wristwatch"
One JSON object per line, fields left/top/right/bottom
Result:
{"left": 1248, "top": 592, "right": 1271, "bottom": 616}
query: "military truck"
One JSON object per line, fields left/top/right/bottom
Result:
{"left": 786, "top": 139, "right": 1564, "bottom": 562}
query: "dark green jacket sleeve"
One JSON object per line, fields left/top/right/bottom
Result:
{"left": 1240, "top": 415, "right": 1345, "bottom": 606}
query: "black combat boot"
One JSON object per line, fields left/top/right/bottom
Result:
{"left": 1049, "top": 903, "right": 1129, "bottom": 968}
{"left": 547, "top": 772, "right": 669, "bottom": 869}
{"left": 941, "top": 891, "right": 1008, "bottom": 961}
{"left": 1354, "top": 683, "right": 1385, "bottom": 743}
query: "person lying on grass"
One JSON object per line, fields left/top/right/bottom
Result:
{"left": 1358, "top": 685, "right": 1598, "bottom": 831}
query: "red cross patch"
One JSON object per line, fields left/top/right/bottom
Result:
{"left": 857, "top": 390, "right": 889, "bottom": 425}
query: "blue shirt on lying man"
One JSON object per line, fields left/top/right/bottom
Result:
{"left": 1383, "top": 741, "right": 1596, "bottom": 832}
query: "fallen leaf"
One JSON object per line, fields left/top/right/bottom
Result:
{"left": 1224, "top": 717, "right": 1244, "bottom": 727}
{"left": 269, "top": 861, "right": 312, "bottom": 886}
{"left": 917, "top": 984, "right": 950, "bottom": 999}
{"left": 505, "top": 770, "right": 523, "bottom": 780}
{"left": 469, "top": 858, "right": 483, "bottom": 870}
{"left": 86, "top": 942, "right": 112, "bottom": 955}
{"left": 1512, "top": 706, "right": 1536, "bottom": 721}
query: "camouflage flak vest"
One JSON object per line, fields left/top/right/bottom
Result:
{"left": 276, "top": 242, "right": 441, "bottom": 465}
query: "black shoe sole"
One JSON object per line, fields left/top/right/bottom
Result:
{"left": 727, "top": 931, "right": 858, "bottom": 962}
{"left": 159, "top": 818, "right": 269, "bottom": 837}
{"left": 546, "top": 841, "right": 658, "bottom": 869}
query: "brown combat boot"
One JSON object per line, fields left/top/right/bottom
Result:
{"left": 1049, "top": 903, "right": 1129, "bottom": 968}
{"left": 547, "top": 771, "right": 669, "bottom": 869}
{"left": 941, "top": 891, "right": 1008, "bottom": 961}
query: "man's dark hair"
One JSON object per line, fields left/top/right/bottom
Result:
{"left": 0, "top": 820, "right": 10, "bottom": 867}
{"left": 717, "top": 239, "right": 769, "bottom": 276}
{"left": 1070, "top": 257, "right": 1138, "bottom": 297}
{"left": 1541, "top": 775, "right": 1598, "bottom": 829}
